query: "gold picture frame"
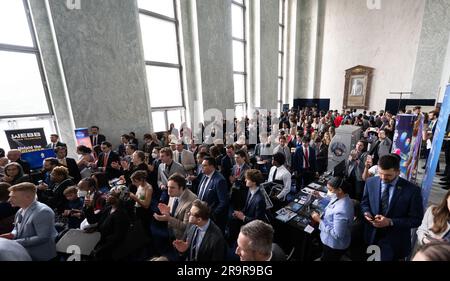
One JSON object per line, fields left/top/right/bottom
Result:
{"left": 343, "top": 65, "right": 374, "bottom": 109}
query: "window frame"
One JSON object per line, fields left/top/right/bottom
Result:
{"left": 277, "top": 0, "right": 286, "bottom": 112}
{"left": 138, "top": 0, "right": 186, "bottom": 129}
{"left": 0, "top": 0, "right": 53, "bottom": 119}
{"left": 232, "top": 0, "right": 247, "bottom": 112}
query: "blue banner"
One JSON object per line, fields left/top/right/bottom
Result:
{"left": 421, "top": 85, "right": 450, "bottom": 208}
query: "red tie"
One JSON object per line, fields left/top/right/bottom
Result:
{"left": 236, "top": 166, "right": 241, "bottom": 177}
{"left": 103, "top": 153, "right": 109, "bottom": 168}
{"left": 304, "top": 147, "right": 309, "bottom": 169}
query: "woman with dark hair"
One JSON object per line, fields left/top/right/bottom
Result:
{"left": 0, "top": 163, "right": 29, "bottom": 185}
{"left": 92, "top": 145, "right": 102, "bottom": 161}
{"left": 77, "top": 177, "right": 106, "bottom": 213}
{"left": 130, "top": 170, "right": 153, "bottom": 233}
{"left": 417, "top": 190, "right": 450, "bottom": 245}
{"left": 76, "top": 145, "right": 95, "bottom": 170}
{"left": 315, "top": 137, "right": 328, "bottom": 174}
{"left": 119, "top": 150, "right": 149, "bottom": 193}
{"left": 91, "top": 172, "right": 110, "bottom": 194}
{"left": 311, "top": 176, "right": 354, "bottom": 261}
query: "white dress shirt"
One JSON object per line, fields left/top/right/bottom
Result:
{"left": 268, "top": 165, "right": 292, "bottom": 201}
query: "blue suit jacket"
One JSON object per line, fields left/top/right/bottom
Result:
{"left": 292, "top": 146, "right": 317, "bottom": 173}
{"left": 12, "top": 201, "right": 57, "bottom": 261}
{"left": 242, "top": 188, "right": 267, "bottom": 224}
{"left": 360, "top": 176, "right": 423, "bottom": 260}
{"left": 199, "top": 171, "right": 230, "bottom": 218}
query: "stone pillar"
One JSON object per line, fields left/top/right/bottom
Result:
{"left": 411, "top": 0, "right": 450, "bottom": 100}
{"left": 45, "top": 0, "right": 152, "bottom": 147}
{"left": 29, "top": 0, "right": 78, "bottom": 157}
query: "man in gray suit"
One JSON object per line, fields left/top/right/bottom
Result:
{"left": 158, "top": 148, "right": 186, "bottom": 203}
{"left": 173, "top": 140, "right": 196, "bottom": 174}
{"left": 0, "top": 183, "right": 57, "bottom": 261}
{"left": 153, "top": 173, "right": 197, "bottom": 239}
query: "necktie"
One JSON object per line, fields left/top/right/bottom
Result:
{"left": 165, "top": 163, "right": 170, "bottom": 176}
{"left": 16, "top": 211, "right": 24, "bottom": 236}
{"left": 16, "top": 212, "right": 23, "bottom": 224}
{"left": 247, "top": 191, "right": 253, "bottom": 205}
{"left": 171, "top": 198, "right": 179, "bottom": 217}
{"left": 199, "top": 176, "right": 209, "bottom": 200}
{"left": 103, "top": 153, "right": 109, "bottom": 168}
{"left": 178, "top": 152, "right": 182, "bottom": 164}
{"left": 272, "top": 167, "right": 278, "bottom": 182}
{"left": 381, "top": 183, "right": 391, "bottom": 215}
{"left": 190, "top": 227, "right": 200, "bottom": 261}
{"left": 93, "top": 136, "right": 97, "bottom": 146}
{"left": 304, "top": 147, "right": 309, "bottom": 169}
{"left": 236, "top": 166, "right": 241, "bottom": 177}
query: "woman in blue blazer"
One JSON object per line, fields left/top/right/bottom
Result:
{"left": 312, "top": 177, "right": 354, "bottom": 261}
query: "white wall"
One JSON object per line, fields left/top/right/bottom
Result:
{"left": 319, "top": 0, "right": 426, "bottom": 111}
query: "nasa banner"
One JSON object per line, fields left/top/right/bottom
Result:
{"left": 392, "top": 114, "right": 423, "bottom": 181}
{"left": 421, "top": 85, "right": 450, "bottom": 208}
{"left": 75, "top": 128, "right": 92, "bottom": 148}
{"left": 4, "top": 128, "right": 47, "bottom": 152}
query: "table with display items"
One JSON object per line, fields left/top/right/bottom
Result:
{"left": 267, "top": 175, "right": 333, "bottom": 261}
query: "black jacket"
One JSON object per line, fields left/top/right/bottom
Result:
{"left": 86, "top": 205, "right": 130, "bottom": 260}
{"left": 181, "top": 221, "right": 227, "bottom": 261}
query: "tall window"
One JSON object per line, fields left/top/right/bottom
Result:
{"left": 0, "top": 0, "right": 56, "bottom": 149}
{"left": 277, "top": 0, "right": 286, "bottom": 112}
{"left": 138, "top": 0, "right": 185, "bottom": 132}
{"left": 232, "top": 0, "right": 247, "bottom": 118}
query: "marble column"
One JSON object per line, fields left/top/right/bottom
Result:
{"left": 249, "top": 0, "right": 279, "bottom": 112}
{"left": 46, "top": 0, "right": 152, "bottom": 147}
{"left": 292, "top": 0, "right": 325, "bottom": 101}
{"left": 179, "top": 0, "right": 203, "bottom": 129}
{"left": 29, "top": 0, "right": 78, "bottom": 157}
{"left": 411, "top": 0, "right": 450, "bottom": 100}
{"left": 194, "top": 0, "right": 235, "bottom": 117}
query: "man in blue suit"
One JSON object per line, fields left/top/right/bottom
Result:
{"left": 228, "top": 169, "right": 267, "bottom": 245}
{"left": 361, "top": 154, "right": 423, "bottom": 261}
{"left": 197, "top": 157, "right": 230, "bottom": 232}
{"left": 292, "top": 136, "right": 317, "bottom": 189}
{"left": 0, "top": 183, "right": 57, "bottom": 261}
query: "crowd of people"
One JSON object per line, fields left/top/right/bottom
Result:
{"left": 0, "top": 106, "right": 449, "bottom": 261}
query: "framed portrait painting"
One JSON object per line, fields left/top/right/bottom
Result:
{"left": 343, "top": 65, "right": 374, "bottom": 109}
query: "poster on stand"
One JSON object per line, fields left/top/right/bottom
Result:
{"left": 75, "top": 128, "right": 92, "bottom": 148}
{"left": 392, "top": 114, "right": 423, "bottom": 181}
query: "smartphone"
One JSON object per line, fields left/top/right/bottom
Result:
{"left": 365, "top": 213, "right": 375, "bottom": 221}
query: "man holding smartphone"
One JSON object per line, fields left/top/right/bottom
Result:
{"left": 361, "top": 154, "right": 423, "bottom": 261}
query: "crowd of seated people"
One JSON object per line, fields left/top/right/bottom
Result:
{"left": 0, "top": 107, "right": 449, "bottom": 261}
